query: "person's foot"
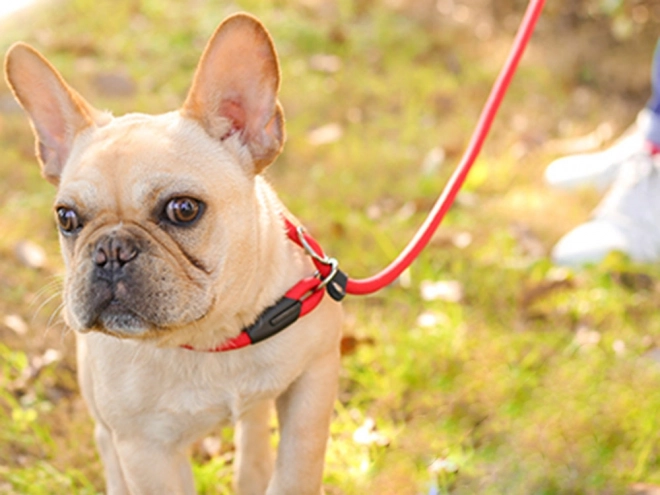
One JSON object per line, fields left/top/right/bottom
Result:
{"left": 552, "top": 151, "right": 660, "bottom": 266}
{"left": 544, "top": 110, "right": 651, "bottom": 191}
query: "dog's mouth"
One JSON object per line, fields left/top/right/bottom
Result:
{"left": 76, "top": 286, "right": 154, "bottom": 338}
{"left": 68, "top": 277, "right": 213, "bottom": 339}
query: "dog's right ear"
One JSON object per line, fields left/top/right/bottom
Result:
{"left": 4, "top": 43, "right": 107, "bottom": 185}
{"left": 182, "top": 13, "right": 285, "bottom": 174}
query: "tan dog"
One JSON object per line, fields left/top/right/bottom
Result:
{"left": 5, "top": 13, "right": 342, "bottom": 495}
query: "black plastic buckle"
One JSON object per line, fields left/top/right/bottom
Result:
{"left": 295, "top": 226, "right": 348, "bottom": 302}
{"left": 325, "top": 269, "right": 348, "bottom": 301}
{"left": 244, "top": 296, "right": 302, "bottom": 344}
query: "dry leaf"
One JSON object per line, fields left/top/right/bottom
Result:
{"left": 420, "top": 280, "right": 464, "bottom": 303}
{"left": 394, "top": 201, "right": 416, "bottom": 222}
{"left": 201, "top": 436, "right": 222, "bottom": 458}
{"left": 14, "top": 240, "right": 46, "bottom": 269}
{"left": 416, "top": 311, "right": 449, "bottom": 328}
{"left": 3, "top": 314, "right": 28, "bottom": 335}
{"left": 573, "top": 325, "right": 601, "bottom": 349}
{"left": 353, "top": 417, "right": 390, "bottom": 447}
{"left": 429, "top": 457, "right": 459, "bottom": 474}
{"left": 420, "top": 147, "right": 445, "bottom": 176}
{"left": 612, "top": 339, "right": 626, "bottom": 356}
{"left": 307, "top": 123, "right": 343, "bottom": 146}
{"left": 340, "top": 335, "right": 375, "bottom": 356}
{"left": 452, "top": 231, "right": 472, "bottom": 249}
{"left": 629, "top": 483, "right": 660, "bottom": 495}
{"left": 10, "top": 348, "right": 63, "bottom": 394}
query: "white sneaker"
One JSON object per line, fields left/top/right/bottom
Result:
{"left": 552, "top": 152, "right": 660, "bottom": 266}
{"left": 544, "top": 110, "right": 651, "bottom": 191}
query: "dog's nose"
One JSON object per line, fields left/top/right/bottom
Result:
{"left": 93, "top": 234, "right": 139, "bottom": 269}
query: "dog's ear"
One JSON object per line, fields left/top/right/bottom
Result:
{"left": 4, "top": 43, "right": 107, "bottom": 185}
{"left": 182, "top": 13, "right": 285, "bottom": 174}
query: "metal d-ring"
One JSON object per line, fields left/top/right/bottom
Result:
{"left": 317, "top": 257, "right": 339, "bottom": 290}
{"left": 296, "top": 226, "right": 339, "bottom": 290}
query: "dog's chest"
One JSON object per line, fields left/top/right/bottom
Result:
{"left": 80, "top": 334, "right": 303, "bottom": 441}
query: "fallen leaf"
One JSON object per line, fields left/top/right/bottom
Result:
{"left": 14, "top": 240, "right": 47, "bottom": 269}
{"left": 201, "top": 436, "right": 222, "bottom": 458}
{"left": 353, "top": 417, "right": 390, "bottom": 447}
{"left": 429, "top": 230, "right": 472, "bottom": 250}
{"left": 3, "top": 314, "right": 28, "bottom": 335}
{"left": 420, "top": 147, "right": 446, "bottom": 176}
{"left": 420, "top": 280, "right": 464, "bottom": 303}
{"left": 629, "top": 483, "right": 660, "bottom": 495}
{"left": 429, "top": 457, "right": 459, "bottom": 474}
{"left": 307, "top": 123, "right": 343, "bottom": 146}
{"left": 612, "top": 339, "right": 626, "bottom": 356}
{"left": 452, "top": 231, "right": 472, "bottom": 249}
{"left": 416, "top": 311, "right": 449, "bottom": 328}
{"left": 573, "top": 325, "right": 601, "bottom": 349}
{"left": 10, "top": 348, "right": 63, "bottom": 394}
{"left": 398, "top": 268, "right": 412, "bottom": 289}
{"left": 340, "top": 335, "right": 375, "bottom": 356}
{"left": 395, "top": 201, "right": 416, "bottom": 222}
{"left": 36, "top": 349, "right": 62, "bottom": 367}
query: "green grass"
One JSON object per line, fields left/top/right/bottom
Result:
{"left": 1, "top": 1, "right": 660, "bottom": 493}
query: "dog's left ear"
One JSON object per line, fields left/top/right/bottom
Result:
{"left": 182, "top": 13, "right": 285, "bottom": 174}
{"left": 4, "top": 43, "right": 108, "bottom": 185}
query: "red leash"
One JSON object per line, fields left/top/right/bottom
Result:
{"left": 347, "top": 0, "right": 546, "bottom": 295}
{"left": 295, "top": 0, "right": 546, "bottom": 299}
{"left": 186, "top": 0, "right": 546, "bottom": 352}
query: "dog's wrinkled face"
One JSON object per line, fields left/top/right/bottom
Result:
{"left": 5, "top": 14, "right": 285, "bottom": 339}
{"left": 55, "top": 114, "right": 255, "bottom": 337}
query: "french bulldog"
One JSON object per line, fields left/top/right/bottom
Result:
{"left": 5, "top": 12, "right": 342, "bottom": 495}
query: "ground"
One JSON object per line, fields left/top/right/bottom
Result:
{"left": 1, "top": 0, "right": 660, "bottom": 494}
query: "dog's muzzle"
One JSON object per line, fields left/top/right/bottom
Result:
{"left": 79, "top": 232, "right": 147, "bottom": 335}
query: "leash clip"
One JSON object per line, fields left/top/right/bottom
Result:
{"left": 296, "top": 226, "right": 347, "bottom": 301}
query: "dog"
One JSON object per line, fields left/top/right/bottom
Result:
{"left": 5, "top": 12, "right": 343, "bottom": 495}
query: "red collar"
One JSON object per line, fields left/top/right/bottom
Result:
{"left": 181, "top": 216, "right": 346, "bottom": 352}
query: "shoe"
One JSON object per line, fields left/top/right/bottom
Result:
{"left": 552, "top": 151, "right": 660, "bottom": 266}
{"left": 544, "top": 110, "right": 651, "bottom": 191}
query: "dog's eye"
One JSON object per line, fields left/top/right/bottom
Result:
{"left": 164, "top": 198, "right": 203, "bottom": 226}
{"left": 56, "top": 207, "right": 82, "bottom": 235}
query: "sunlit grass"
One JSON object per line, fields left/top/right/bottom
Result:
{"left": 1, "top": 0, "right": 659, "bottom": 494}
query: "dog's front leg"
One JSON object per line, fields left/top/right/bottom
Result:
{"left": 234, "top": 399, "right": 275, "bottom": 495}
{"left": 267, "top": 350, "right": 340, "bottom": 495}
{"left": 94, "top": 423, "right": 130, "bottom": 495}
{"left": 112, "top": 437, "right": 196, "bottom": 495}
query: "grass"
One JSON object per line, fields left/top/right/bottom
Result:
{"left": 1, "top": 0, "right": 660, "bottom": 493}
